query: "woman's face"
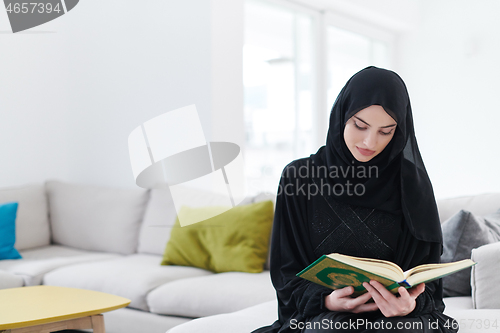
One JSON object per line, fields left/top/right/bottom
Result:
{"left": 343, "top": 105, "right": 397, "bottom": 162}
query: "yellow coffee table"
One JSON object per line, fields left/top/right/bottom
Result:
{"left": 0, "top": 285, "right": 131, "bottom": 333}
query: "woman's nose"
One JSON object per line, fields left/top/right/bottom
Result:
{"left": 363, "top": 132, "right": 377, "bottom": 150}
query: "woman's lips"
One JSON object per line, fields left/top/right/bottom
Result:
{"left": 356, "top": 146, "right": 375, "bottom": 156}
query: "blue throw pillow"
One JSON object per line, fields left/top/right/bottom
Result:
{"left": 0, "top": 202, "right": 22, "bottom": 260}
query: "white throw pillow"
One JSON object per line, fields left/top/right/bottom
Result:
{"left": 46, "top": 180, "right": 149, "bottom": 254}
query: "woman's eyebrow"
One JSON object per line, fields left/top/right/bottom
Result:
{"left": 353, "top": 116, "right": 397, "bottom": 128}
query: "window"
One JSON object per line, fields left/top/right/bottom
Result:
{"left": 244, "top": 0, "right": 392, "bottom": 195}
{"left": 326, "top": 25, "right": 391, "bottom": 114}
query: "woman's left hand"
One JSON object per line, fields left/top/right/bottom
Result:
{"left": 362, "top": 281, "right": 425, "bottom": 317}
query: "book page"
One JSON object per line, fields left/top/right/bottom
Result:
{"left": 327, "top": 253, "right": 405, "bottom": 281}
{"left": 405, "top": 259, "right": 475, "bottom": 286}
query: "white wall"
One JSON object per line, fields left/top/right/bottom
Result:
{"left": 396, "top": 0, "right": 500, "bottom": 199}
{"left": 0, "top": 14, "right": 73, "bottom": 186}
{"left": 211, "top": 0, "right": 244, "bottom": 146}
{"left": 2, "top": 0, "right": 499, "bottom": 199}
{"left": 0, "top": 0, "right": 244, "bottom": 189}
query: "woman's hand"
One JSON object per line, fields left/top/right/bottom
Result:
{"left": 324, "top": 286, "right": 379, "bottom": 313}
{"left": 362, "top": 281, "right": 425, "bottom": 317}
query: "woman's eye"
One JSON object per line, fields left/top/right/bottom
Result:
{"left": 354, "top": 122, "right": 366, "bottom": 130}
{"left": 380, "top": 131, "right": 393, "bottom": 136}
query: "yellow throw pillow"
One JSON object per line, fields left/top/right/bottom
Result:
{"left": 161, "top": 200, "right": 274, "bottom": 273}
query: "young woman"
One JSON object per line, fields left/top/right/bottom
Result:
{"left": 253, "top": 67, "right": 458, "bottom": 333}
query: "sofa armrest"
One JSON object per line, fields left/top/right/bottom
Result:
{"left": 471, "top": 241, "right": 500, "bottom": 309}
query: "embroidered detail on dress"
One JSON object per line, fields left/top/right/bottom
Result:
{"left": 310, "top": 176, "right": 400, "bottom": 260}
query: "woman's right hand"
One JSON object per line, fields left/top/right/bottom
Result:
{"left": 324, "top": 286, "right": 379, "bottom": 313}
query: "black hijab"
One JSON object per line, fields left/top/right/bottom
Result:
{"left": 311, "top": 66, "right": 442, "bottom": 243}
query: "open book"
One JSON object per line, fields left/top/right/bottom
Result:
{"left": 297, "top": 253, "right": 475, "bottom": 296}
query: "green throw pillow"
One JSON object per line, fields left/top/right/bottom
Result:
{"left": 161, "top": 200, "right": 274, "bottom": 273}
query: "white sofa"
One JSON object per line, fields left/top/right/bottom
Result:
{"left": 1, "top": 181, "right": 499, "bottom": 333}
{"left": 168, "top": 193, "right": 500, "bottom": 333}
{"left": 0, "top": 180, "right": 276, "bottom": 333}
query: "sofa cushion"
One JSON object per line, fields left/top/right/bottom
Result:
{"left": 441, "top": 209, "right": 500, "bottom": 297}
{"left": 166, "top": 300, "right": 278, "bottom": 333}
{"left": 0, "top": 184, "right": 50, "bottom": 250}
{"left": 443, "top": 296, "right": 500, "bottom": 333}
{"left": 443, "top": 296, "right": 473, "bottom": 311}
{"left": 43, "top": 254, "right": 213, "bottom": 311}
{"left": 46, "top": 180, "right": 149, "bottom": 255}
{"left": 471, "top": 241, "right": 500, "bottom": 309}
{"left": 162, "top": 200, "right": 274, "bottom": 273}
{"left": 0, "top": 202, "right": 22, "bottom": 260}
{"left": 0, "top": 270, "right": 24, "bottom": 289}
{"left": 0, "top": 245, "right": 120, "bottom": 286}
{"left": 102, "top": 307, "right": 191, "bottom": 333}
{"left": 437, "top": 193, "right": 500, "bottom": 223}
{"left": 147, "top": 271, "right": 275, "bottom": 318}
{"left": 137, "top": 189, "right": 177, "bottom": 256}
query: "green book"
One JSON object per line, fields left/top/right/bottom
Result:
{"left": 296, "top": 253, "right": 476, "bottom": 297}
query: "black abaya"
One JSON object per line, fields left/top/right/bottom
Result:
{"left": 252, "top": 154, "right": 457, "bottom": 333}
